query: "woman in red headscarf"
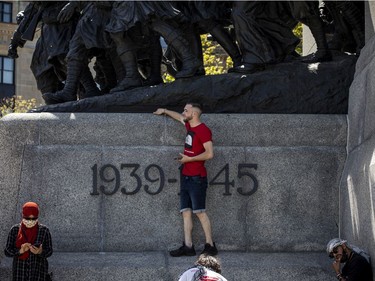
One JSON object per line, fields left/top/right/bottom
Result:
{"left": 4, "top": 202, "right": 53, "bottom": 281}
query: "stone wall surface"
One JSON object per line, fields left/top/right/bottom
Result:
{"left": 365, "top": 1, "right": 375, "bottom": 41}
{"left": 0, "top": 113, "right": 346, "bottom": 256}
{"left": 0, "top": 114, "right": 40, "bottom": 262}
{"left": 340, "top": 33, "right": 375, "bottom": 276}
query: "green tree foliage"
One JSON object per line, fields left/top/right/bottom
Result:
{"left": 293, "top": 23, "right": 303, "bottom": 55}
{"left": 162, "top": 34, "right": 233, "bottom": 82}
{"left": 0, "top": 96, "right": 37, "bottom": 118}
{"left": 201, "top": 34, "right": 233, "bottom": 75}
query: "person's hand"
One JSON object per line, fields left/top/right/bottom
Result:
{"left": 178, "top": 153, "right": 191, "bottom": 164}
{"left": 153, "top": 108, "right": 166, "bottom": 115}
{"left": 57, "top": 3, "right": 76, "bottom": 23}
{"left": 8, "top": 45, "right": 18, "bottom": 59}
{"left": 29, "top": 244, "right": 43, "bottom": 255}
{"left": 332, "top": 259, "right": 341, "bottom": 273}
{"left": 20, "top": 243, "right": 31, "bottom": 254}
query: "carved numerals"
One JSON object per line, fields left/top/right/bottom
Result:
{"left": 91, "top": 163, "right": 258, "bottom": 196}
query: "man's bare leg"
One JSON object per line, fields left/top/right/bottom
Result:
{"left": 196, "top": 211, "right": 213, "bottom": 246}
{"left": 183, "top": 210, "right": 193, "bottom": 247}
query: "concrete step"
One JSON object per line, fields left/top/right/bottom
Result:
{"left": 0, "top": 251, "right": 332, "bottom": 281}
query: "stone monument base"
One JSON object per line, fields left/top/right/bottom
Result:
{"left": 0, "top": 112, "right": 347, "bottom": 280}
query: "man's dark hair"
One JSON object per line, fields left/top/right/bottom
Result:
{"left": 195, "top": 254, "right": 222, "bottom": 273}
{"left": 186, "top": 102, "right": 203, "bottom": 112}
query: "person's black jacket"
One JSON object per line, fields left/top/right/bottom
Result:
{"left": 342, "top": 252, "right": 373, "bottom": 281}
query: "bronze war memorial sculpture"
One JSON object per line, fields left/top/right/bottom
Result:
{"left": 8, "top": 1, "right": 364, "bottom": 114}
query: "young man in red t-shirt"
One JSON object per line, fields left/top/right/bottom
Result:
{"left": 154, "top": 102, "right": 218, "bottom": 256}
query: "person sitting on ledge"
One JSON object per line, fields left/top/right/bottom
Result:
{"left": 327, "top": 238, "right": 373, "bottom": 281}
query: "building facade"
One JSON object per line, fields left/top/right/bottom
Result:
{"left": 0, "top": 1, "right": 42, "bottom": 104}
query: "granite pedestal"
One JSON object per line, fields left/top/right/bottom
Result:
{"left": 0, "top": 113, "right": 346, "bottom": 280}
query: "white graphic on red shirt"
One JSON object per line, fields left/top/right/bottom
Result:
{"left": 185, "top": 134, "right": 192, "bottom": 146}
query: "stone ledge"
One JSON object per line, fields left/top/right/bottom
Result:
{"left": 0, "top": 251, "right": 332, "bottom": 281}
{"left": 0, "top": 113, "right": 347, "bottom": 147}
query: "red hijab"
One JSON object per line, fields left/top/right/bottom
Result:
{"left": 16, "top": 202, "right": 39, "bottom": 260}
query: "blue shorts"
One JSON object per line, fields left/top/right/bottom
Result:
{"left": 180, "top": 176, "right": 208, "bottom": 213}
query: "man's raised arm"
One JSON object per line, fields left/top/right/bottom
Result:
{"left": 153, "top": 108, "right": 184, "bottom": 125}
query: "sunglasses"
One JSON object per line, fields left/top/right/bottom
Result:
{"left": 329, "top": 246, "right": 341, "bottom": 258}
{"left": 23, "top": 217, "right": 38, "bottom": 221}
